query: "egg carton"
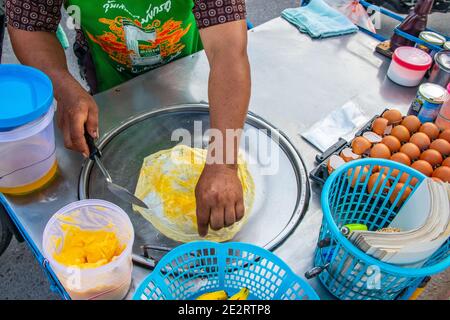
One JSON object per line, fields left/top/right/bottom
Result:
{"left": 309, "top": 110, "right": 388, "bottom": 186}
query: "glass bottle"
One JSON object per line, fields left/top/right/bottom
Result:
{"left": 390, "top": 0, "right": 435, "bottom": 51}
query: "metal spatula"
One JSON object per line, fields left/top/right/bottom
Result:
{"left": 85, "top": 132, "right": 149, "bottom": 209}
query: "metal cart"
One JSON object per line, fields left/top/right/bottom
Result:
{"left": 0, "top": 15, "right": 434, "bottom": 299}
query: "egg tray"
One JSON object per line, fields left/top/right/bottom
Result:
{"left": 309, "top": 110, "right": 388, "bottom": 186}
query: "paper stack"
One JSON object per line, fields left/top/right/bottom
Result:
{"left": 349, "top": 179, "right": 450, "bottom": 266}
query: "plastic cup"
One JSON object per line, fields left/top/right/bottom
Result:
{"left": 435, "top": 84, "right": 450, "bottom": 130}
{"left": 43, "top": 200, "right": 134, "bottom": 300}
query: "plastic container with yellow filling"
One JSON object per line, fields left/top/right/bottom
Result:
{"left": 0, "top": 65, "right": 57, "bottom": 195}
{"left": 43, "top": 200, "right": 134, "bottom": 300}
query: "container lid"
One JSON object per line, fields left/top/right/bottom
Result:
{"left": 0, "top": 65, "right": 53, "bottom": 131}
{"left": 434, "top": 50, "right": 450, "bottom": 72}
{"left": 419, "top": 31, "right": 446, "bottom": 46}
{"left": 419, "top": 83, "right": 447, "bottom": 103}
{"left": 393, "top": 46, "right": 433, "bottom": 71}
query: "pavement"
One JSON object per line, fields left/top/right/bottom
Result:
{"left": 0, "top": 1, "right": 449, "bottom": 300}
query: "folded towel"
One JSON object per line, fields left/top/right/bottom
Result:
{"left": 282, "top": 0, "right": 358, "bottom": 39}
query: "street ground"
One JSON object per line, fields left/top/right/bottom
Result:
{"left": 0, "top": 0, "right": 449, "bottom": 300}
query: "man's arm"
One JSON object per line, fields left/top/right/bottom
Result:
{"left": 195, "top": 20, "right": 251, "bottom": 236}
{"left": 8, "top": 27, "right": 98, "bottom": 157}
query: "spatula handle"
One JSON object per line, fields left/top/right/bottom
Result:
{"left": 84, "top": 129, "right": 101, "bottom": 160}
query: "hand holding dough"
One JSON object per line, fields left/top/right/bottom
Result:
{"left": 133, "top": 145, "right": 255, "bottom": 242}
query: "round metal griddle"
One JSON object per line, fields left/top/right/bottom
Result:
{"left": 79, "top": 104, "right": 310, "bottom": 253}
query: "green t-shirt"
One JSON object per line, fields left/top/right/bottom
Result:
{"left": 66, "top": 0, "right": 202, "bottom": 92}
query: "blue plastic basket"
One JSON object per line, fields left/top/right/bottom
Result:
{"left": 316, "top": 158, "right": 450, "bottom": 300}
{"left": 134, "top": 241, "right": 319, "bottom": 300}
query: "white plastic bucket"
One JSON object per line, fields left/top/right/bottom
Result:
{"left": 0, "top": 106, "right": 57, "bottom": 194}
{"left": 43, "top": 200, "right": 134, "bottom": 300}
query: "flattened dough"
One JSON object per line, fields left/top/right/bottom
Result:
{"left": 134, "top": 145, "right": 255, "bottom": 242}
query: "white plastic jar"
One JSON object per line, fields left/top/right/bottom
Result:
{"left": 43, "top": 200, "right": 135, "bottom": 300}
{"left": 387, "top": 46, "right": 432, "bottom": 87}
{"left": 0, "top": 65, "right": 57, "bottom": 195}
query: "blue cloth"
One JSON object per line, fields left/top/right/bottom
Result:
{"left": 282, "top": 0, "right": 358, "bottom": 39}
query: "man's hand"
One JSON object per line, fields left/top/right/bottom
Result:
{"left": 195, "top": 20, "right": 250, "bottom": 236}
{"left": 195, "top": 164, "right": 245, "bottom": 237}
{"left": 7, "top": 26, "right": 99, "bottom": 157}
{"left": 55, "top": 76, "right": 99, "bottom": 157}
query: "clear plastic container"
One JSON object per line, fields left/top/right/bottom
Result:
{"left": 0, "top": 65, "right": 57, "bottom": 195}
{"left": 0, "top": 107, "right": 57, "bottom": 194}
{"left": 43, "top": 200, "right": 134, "bottom": 300}
{"left": 387, "top": 46, "right": 432, "bottom": 87}
{"left": 435, "top": 84, "right": 450, "bottom": 130}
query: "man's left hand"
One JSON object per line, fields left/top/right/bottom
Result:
{"left": 195, "top": 164, "right": 245, "bottom": 237}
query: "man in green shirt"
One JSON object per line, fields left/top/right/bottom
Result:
{"left": 7, "top": 0, "right": 250, "bottom": 236}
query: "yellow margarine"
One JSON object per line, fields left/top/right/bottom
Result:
{"left": 53, "top": 224, "right": 125, "bottom": 268}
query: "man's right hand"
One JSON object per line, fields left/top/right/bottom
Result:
{"left": 6, "top": 26, "right": 99, "bottom": 157}
{"left": 55, "top": 78, "right": 99, "bottom": 158}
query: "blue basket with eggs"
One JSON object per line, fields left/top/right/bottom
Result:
{"left": 133, "top": 241, "right": 319, "bottom": 300}
{"left": 310, "top": 158, "right": 450, "bottom": 300}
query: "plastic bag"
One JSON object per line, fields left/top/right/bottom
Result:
{"left": 301, "top": 100, "right": 369, "bottom": 152}
{"left": 324, "top": 0, "right": 376, "bottom": 33}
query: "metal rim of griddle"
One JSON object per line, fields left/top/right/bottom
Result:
{"left": 78, "top": 103, "right": 310, "bottom": 252}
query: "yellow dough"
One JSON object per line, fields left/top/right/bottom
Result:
{"left": 133, "top": 145, "right": 255, "bottom": 242}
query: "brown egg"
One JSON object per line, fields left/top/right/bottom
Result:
{"left": 389, "top": 183, "right": 412, "bottom": 206}
{"left": 442, "top": 157, "right": 450, "bottom": 167}
{"left": 363, "top": 131, "right": 383, "bottom": 144}
{"left": 340, "top": 148, "right": 361, "bottom": 162}
{"left": 389, "top": 168, "right": 417, "bottom": 185}
{"left": 432, "top": 166, "right": 450, "bottom": 183}
{"left": 347, "top": 166, "right": 369, "bottom": 188}
{"left": 397, "top": 171, "right": 413, "bottom": 184}
{"left": 352, "top": 137, "right": 372, "bottom": 155}
{"left": 371, "top": 165, "right": 381, "bottom": 173}
{"left": 327, "top": 155, "right": 346, "bottom": 174}
{"left": 419, "top": 122, "right": 440, "bottom": 140}
{"left": 391, "top": 125, "right": 410, "bottom": 143}
{"left": 400, "top": 143, "right": 421, "bottom": 161}
{"left": 401, "top": 115, "right": 421, "bottom": 134}
{"left": 382, "top": 135, "right": 401, "bottom": 153}
{"left": 368, "top": 172, "right": 390, "bottom": 194}
{"left": 429, "top": 139, "right": 450, "bottom": 157}
{"left": 390, "top": 152, "right": 411, "bottom": 166}
{"left": 411, "top": 160, "right": 434, "bottom": 177}
{"left": 382, "top": 109, "right": 403, "bottom": 125}
{"left": 410, "top": 132, "right": 431, "bottom": 151}
{"left": 439, "top": 129, "right": 450, "bottom": 143}
{"left": 384, "top": 167, "right": 403, "bottom": 182}
{"left": 369, "top": 143, "right": 391, "bottom": 159}
{"left": 420, "top": 149, "right": 443, "bottom": 167}
{"left": 372, "top": 118, "right": 389, "bottom": 136}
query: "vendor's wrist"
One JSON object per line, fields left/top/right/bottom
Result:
{"left": 205, "top": 162, "right": 238, "bottom": 172}
{"left": 52, "top": 71, "right": 83, "bottom": 100}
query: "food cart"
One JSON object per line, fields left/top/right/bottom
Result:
{"left": 0, "top": 14, "right": 445, "bottom": 299}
